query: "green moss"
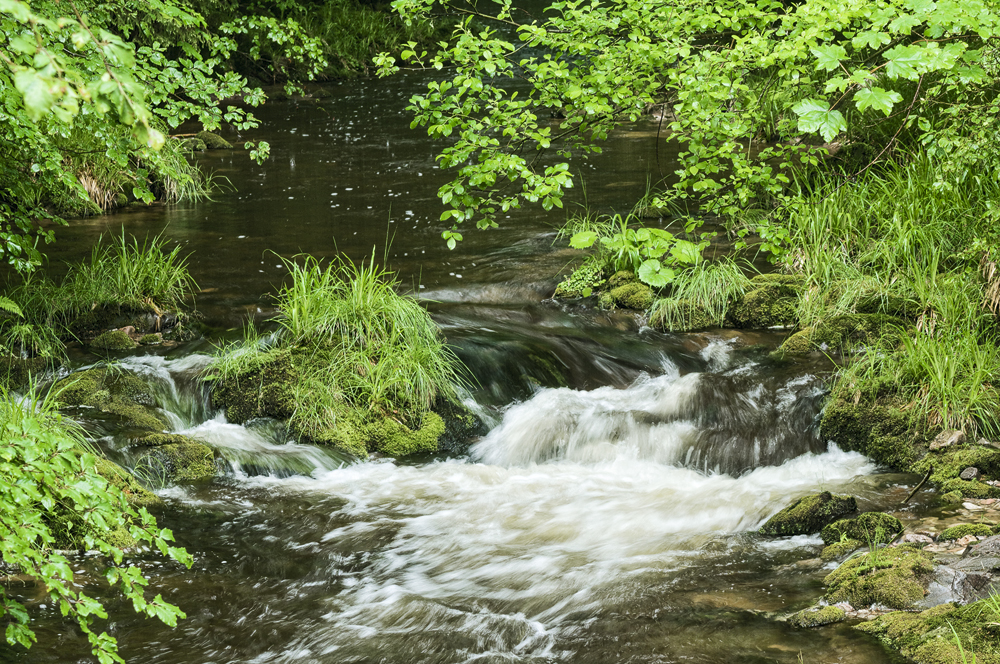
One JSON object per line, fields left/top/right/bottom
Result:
{"left": 180, "top": 137, "right": 207, "bottom": 152}
{"left": 90, "top": 329, "right": 138, "bottom": 351}
{"left": 598, "top": 291, "right": 616, "bottom": 309}
{"left": 553, "top": 260, "right": 606, "bottom": 299}
{"left": 132, "top": 433, "right": 216, "bottom": 482}
{"left": 55, "top": 368, "right": 167, "bottom": 432}
{"left": 821, "top": 538, "right": 862, "bottom": 561}
{"left": 649, "top": 298, "right": 716, "bottom": 332}
{"left": 940, "top": 478, "right": 1000, "bottom": 498}
{"left": 758, "top": 491, "right": 857, "bottom": 536}
{"left": 941, "top": 490, "right": 963, "bottom": 503}
{"left": 821, "top": 512, "right": 902, "bottom": 546}
{"left": 824, "top": 546, "right": 934, "bottom": 609}
{"left": 211, "top": 348, "right": 297, "bottom": 424}
{"left": 196, "top": 131, "right": 232, "bottom": 149}
{"left": 858, "top": 599, "right": 1000, "bottom": 664}
{"left": 93, "top": 457, "right": 161, "bottom": 509}
{"left": 607, "top": 270, "right": 638, "bottom": 288}
{"left": 939, "top": 523, "right": 995, "bottom": 540}
{"left": 139, "top": 333, "right": 163, "bottom": 345}
{"left": 432, "top": 398, "right": 487, "bottom": 454}
{"left": 609, "top": 282, "right": 654, "bottom": 310}
{"left": 727, "top": 275, "right": 801, "bottom": 329}
{"left": 788, "top": 605, "right": 846, "bottom": 628}
{"left": 776, "top": 314, "right": 903, "bottom": 356}
{"left": 0, "top": 355, "right": 47, "bottom": 391}
{"left": 912, "top": 443, "right": 1000, "bottom": 486}
{"left": 313, "top": 411, "right": 446, "bottom": 458}
{"left": 819, "top": 398, "right": 921, "bottom": 470}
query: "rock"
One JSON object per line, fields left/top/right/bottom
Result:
{"left": 821, "top": 512, "right": 903, "bottom": 546}
{"left": 55, "top": 368, "right": 167, "bottom": 432}
{"left": 819, "top": 398, "right": 919, "bottom": 471}
{"left": 432, "top": 398, "right": 488, "bottom": 455}
{"left": 759, "top": 491, "right": 857, "bottom": 537}
{"left": 821, "top": 539, "right": 862, "bottom": 561}
{"left": 0, "top": 355, "right": 48, "bottom": 391}
{"left": 859, "top": 601, "right": 1000, "bottom": 663}
{"left": 649, "top": 298, "right": 717, "bottom": 332}
{"left": 130, "top": 433, "right": 216, "bottom": 483}
{"left": 900, "top": 533, "right": 934, "bottom": 544}
{"left": 787, "top": 605, "right": 846, "bottom": 628}
{"left": 196, "top": 130, "right": 232, "bottom": 149}
{"left": 139, "top": 333, "right": 163, "bottom": 345}
{"left": 941, "top": 478, "right": 1000, "bottom": 499}
{"left": 960, "top": 466, "right": 982, "bottom": 480}
{"left": 179, "top": 137, "right": 207, "bottom": 152}
{"left": 912, "top": 443, "right": 1000, "bottom": 488}
{"left": 608, "top": 282, "right": 654, "bottom": 310}
{"left": 939, "top": 523, "right": 994, "bottom": 541}
{"left": 930, "top": 429, "right": 966, "bottom": 451}
{"left": 775, "top": 314, "right": 902, "bottom": 356}
{"left": 824, "top": 546, "right": 935, "bottom": 609}
{"left": 90, "top": 329, "right": 139, "bottom": 351}
{"left": 941, "top": 490, "right": 963, "bottom": 503}
{"left": 727, "top": 274, "right": 801, "bottom": 329}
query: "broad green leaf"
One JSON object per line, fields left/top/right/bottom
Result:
{"left": 852, "top": 31, "right": 890, "bottom": 50}
{"left": 13, "top": 71, "right": 55, "bottom": 120}
{"left": 637, "top": 259, "right": 675, "bottom": 288}
{"left": 791, "top": 99, "right": 847, "bottom": 142}
{"left": 884, "top": 45, "right": 926, "bottom": 80}
{"left": 570, "top": 230, "right": 598, "bottom": 248}
{"left": 810, "top": 45, "right": 847, "bottom": 72}
{"left": 854, "top": 87, "right": 903, "bottom": 116}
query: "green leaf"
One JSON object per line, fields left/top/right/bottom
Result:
{"left": 852, "top": 31, "right": 890, "bottom": 50}
{"left": 13, "top": 71, "right": 55, "bottom": 121}
{"left": 810, "top": 45, "right": 847, "bottom": 72}
{"left": 791, "top": 99, "right": 847, "bottom": 142}
{"left": 637, "top": 259, "right": 675, "bottom": 288}
{"left": 884, "top": 45, "right": 925, "bottom": 80}
{"left": 855, "top": 87, "right": 903, "bottom": 116}
{"left": 570, "top": 230, "right": 598, "bottom": 249}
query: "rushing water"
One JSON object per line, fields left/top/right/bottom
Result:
{"left": 3, "top": 53, "right": 920, "bottom": 664}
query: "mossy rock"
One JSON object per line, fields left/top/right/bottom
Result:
{"left": 607, "top": 270, "right": 639, "bottom": 288}
{"left": 727, "top": 274, "right": 802, "bottom": 329}
{"left": 759, "top": 491, "right": 857, "bottom": 536}
{"left": 139, "top": 333, "right": 163, "bottom": 345}
{"left": 211, "top": 348, "right": 297, "bottom": 424}
{"left": 93, "top": 457, "right": 161, "bottom": 509}
{"left": 553, "top": 260, "right": 606, "bottom": 299}
{"left": 939, "top": 523, "right": 995, "bottom": 541}
{"left": 821, "top": 538, "right": 862, "bottom": 561}
{"left": 821, "top": 512, "right": 902, "bottom": 546}
{"left": 649, "top": 298, "right": 716, "bottom": 332}
{"left": 55, "top": 368, "right": 167, "bottom": 432}
{"left": 598, "top": 291, "right": 616, "bottom": 309}
{"left": 788, "top": 605, "right": 846, "bottom": 628}
{"left": 819, "top": 397, "right": 923, "bottom": 470}
{"left": 312, "top": 411, "right": 446, "bottom": 458}
{"left": 824, "top": 546, "right": 934, "bottom": 609}
{"left": 855, "top": 293, "right": 921, "bottom": 320}
{"left": 196, "top": 130, "right": 232, "bottom": 149}
{"left": 609, "top": 282, "right": 654, "bottom": 310}
{"left": 0, "top": 355, "right": 48, "bottom": 391}
{"left": 90, "top": 329, "right": 138, "bottom": 351}
{"left": 858, "top": 599, "right": 1000, "bottom": 664}
{"left": 432, "top": 398, "right": 488, "bottom": 455}
{"left": 912, "top": 443, "right": 1000, "bottom": 486}
{"left": 131, "top": 433, "right": 216, "bottom": 483}
{"left": 940, "top": 478, "right": 1000, "bottom": 499}
{"left": 776, "top": 314, "right": 903, "bottom": 356}
{"left": 941, "top": 490, "right": 963, "bottom": 504}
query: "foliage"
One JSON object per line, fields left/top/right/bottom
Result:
{"left": 210, "top": 252, "right": 463, "bottom": 437}
{"left": 0, "top": 0, "right": 328, "bottom": 271}
{"left": 377, "top": 0, "right": 1000, "bottom": 250}
{"left": 649, "top": 258, "right": 751, "bottom": 330}
{"left": 0, "top": 386, "right": 192, "bottom": 663}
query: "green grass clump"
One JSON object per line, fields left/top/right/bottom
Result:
{"left": 210, "top": 252, "right": 463, "bottom": 457}
{"left": 650, "top": 258, "right": 751, "bottom": 331}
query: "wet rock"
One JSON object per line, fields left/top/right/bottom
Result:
{"left": 859, "top": 601, "right": 1000, "bottom": 663}
{"left": 55, "top": 368, "right": 167, "bottom": 432}
{"left": 90, "top": 329, "right": 139, "bottom": 351}
{"left": 824, "top": 546, "right": 935, "bottom": 609}
{"left": 775, "top": 314, "right": 902, "bottom": 356}
{"left": 930, "top": 428, "right": 965, "bottom": 451}
{"left": 821, "top": 538, "right": 862, "bottom": 561}
{"left": 941, "top": 478, "right": 1000, "bottom": 499}
{"left": 819, "top": 398, "right": 921, "bottom": 471}
{"left": 900, "top": 534, "right": 934, "bottom": 544}
{"left": 821, "top": 512, "right": 903, "bottom": 546}
{"left": 759, "top": 491, "right": 857, "bottom": 537}
{"left": 912, "top": 443, "right": 1000, "bottom": 491}
{"left": 608, "top": 282, "right": 654, "bottom": 310}
{"left": 939, "top": 523, "right": 994, "bottom": 541}
{"left": 130, "top": 433, "right": 216, "bottom": 483}
{"left": 432, "top": 398, "right": 488, "bottom": 455}
{"left": 139, "top": 333, "right": 163, "bottom": 345}
{"left": 960, "top": 466, "right": 982, "bottom": 480}
{"left": 180, "top": 137, "right": 207, "bottom": 152}
{"left": 787, "top": 605, "right": 846, "bottom": 628}
{"left": 196, "top": 130, "right": 232, "bottom": 149}
{"left": 727, "top": 274, "right": 801, "bottom": 329}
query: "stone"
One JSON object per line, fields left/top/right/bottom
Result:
{"left": 900, "top": 533, "right": 934, "bottom": 544}
{"left": 821, "top": 511, "right": 902, "bottom": 546}
{"left": 758, "top": 491, "right": 857, "bottom": 537}
{"left": 787, "top": 605, "right": 846, "bottom": 628}
{"left": 196, "top": 130, "right": 232, "bottom": 149}
{"left": 930, "top": 428, "right": 966, "bottom": 451}
{"left": 960, "top": 466, "right": 982, "bottom": 480}
{"left": 824, "top": 546, "right": 935, "bottom": 609}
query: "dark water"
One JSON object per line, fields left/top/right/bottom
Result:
{"left": 3, "top": 66, "right": 917, "bottom": 664}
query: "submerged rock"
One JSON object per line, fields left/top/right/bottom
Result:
{"left": 787, "top": 605, "right": 846, "bottom": 628}
{"left": 758, "top": 491, "right": 857, "bottom": 536}
{"left": 55, "top": 368, "right": 167, "bottom": 432}
{"left": 130, "top": 433, "right": 216, "bottom": 483}
{"left": 196, "top": 130, "right": 232, "bottom": 149}
{"left": 824, "top": 545, "right": 935, "bottom": 609}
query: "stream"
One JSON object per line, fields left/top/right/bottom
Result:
{"left": 4, "top": 60, "right": 927, "bottom": 664}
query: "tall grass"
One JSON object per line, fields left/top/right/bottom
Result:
{"left": 649, "top": 258, "right": 751, "bottom": 330}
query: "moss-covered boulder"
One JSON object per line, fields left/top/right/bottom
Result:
{"left": 776, "top": 314, "right": 903, "bottom": 356}
{"left": 649, "top": 298, "right": 716, "bottom": 332}
{"left": 822, "top": 538, "right": 863, "bottom": 561}
{"left": 55, "top": 368, "right": 167, "bottom": 432}
{"left": 858, "top": 600, "right": 1000, "bottom": 663}
{"left": 0, "top": 355, "right": 47, "bottom": 391}
{"left": 788, "top": 605, "right": 846, "bottom": 628}
{"left": 310, "top": 411, "right": 445, "bottom": 458}
{"left": 727, "top": 274, "right": 802, "bottom": 329}
{"left": 609, "top": 282, "right": 654, "bottom": 310}
{"left": 912, "top": 442, "right": 1000, "bottom": 490}
{"left": 139, "top": 333, "right": 163, "bottom": 345}
{"left": 820, "top": 397, "right": 925, "bottom": 470}
{"left": 211, "top": 348, "right": 296, "bottom": 424}
{"left": 432, "top": 398, "right": 488, "bottom": 455}
{"left": 939, "top": 523, "right": 995, "bottom": 541}
{"left": 759, "top": 491, "right": 857, "bottom": 536}
{"left": 821, "top": 512, "right": 903, "bottom": 546}
{"left": 607, "top": 270, "right": 638, "bottom": 289}
{"left": 824, "top": 546, "right": 934, "bottom": 609}
{"left": 553, "top": 260, "right": 606, "bottom": 299}
{"left": 180, "top": 137, "right": 207, "bottom": 152}
{"left": 940, "top": 478, "right": 1000, "bottom": 499}
{"left": 90, "top": 329, "right": 139, "bottom": 351}
{"left": 131, "top": 433, "right": 216, "bottom": 482}
{"left": 196, "top": 130, "right": 232, "bottom": 149}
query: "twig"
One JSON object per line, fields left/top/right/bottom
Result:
{"left": 902, "top": 464, "right": 932, "bottom": 505}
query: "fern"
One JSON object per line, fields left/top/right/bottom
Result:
{"left": 0, "top": 296, "right": 22, "bottom": 318}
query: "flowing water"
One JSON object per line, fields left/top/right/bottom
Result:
{"left": 3, "top": 45, "right": 924, "bottom": 664}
